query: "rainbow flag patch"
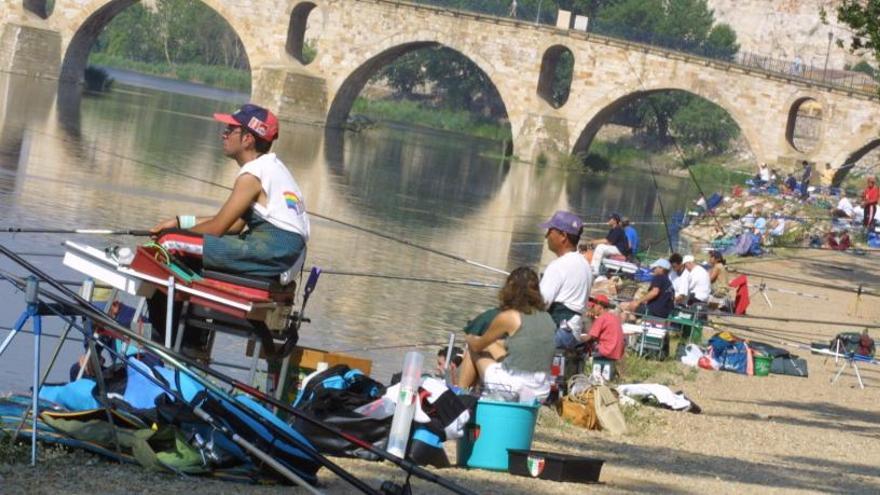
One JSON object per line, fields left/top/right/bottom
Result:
{"left": 284, "top": 191, "right": 303, "bottom": 214}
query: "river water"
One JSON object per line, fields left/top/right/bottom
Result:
{"left": 0, "top": 70, "right": 704, "bottom": 385}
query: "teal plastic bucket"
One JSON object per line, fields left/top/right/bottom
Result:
{"left": 457, "top": 399, "right": 540, "bottom": 471}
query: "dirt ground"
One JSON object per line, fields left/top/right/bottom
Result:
{"left": 2, "top": 250, "right": 879, "bottom": 494}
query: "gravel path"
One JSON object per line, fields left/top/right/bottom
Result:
{"left": 3, "top": 250, "right": 879, "bottom": 494}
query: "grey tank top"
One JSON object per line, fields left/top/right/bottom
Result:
{"left": 503, "top": 311, "right": 557, "bottom": 374}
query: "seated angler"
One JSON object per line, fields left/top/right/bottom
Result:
{"left": 622, "top": 259, "right": 675, "bottom": 320}
{"left": 589, "top": 213, "right": 631, "bottom": 275}
{"left": 622, "top": 217, "right": 639, "bottom": 260}
{"left": 580, "top": 295, "right": 625, "bottom": 362}
{"left": 668, "top": 253, "right": 690, "bottom": 306}
{"left": 707, "top": 251, "right": 731, "bottom": 311}
{"left": 148, "top": 104, "right": 310, "bottom": 346}
{"left": 682, "top": 255, "right": 711, "bottom": 306}
{"left": 457, "top": 267, "right": 557, "bottom": 401}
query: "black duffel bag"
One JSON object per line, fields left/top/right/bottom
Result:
{"left": 290, "top": 365, "right": 390, "bottom": 460}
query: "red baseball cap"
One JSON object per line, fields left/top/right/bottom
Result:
{"left": 589, "top": 295, "right": 611, "bottom": 308}
{"left": 213, "top": 103, "right": 279, "bottom": 142}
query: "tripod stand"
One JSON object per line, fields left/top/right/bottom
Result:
{"left": 0, "top": 277, "right": 42, "bottom": 465}
{"left": 830, "top": 352, "right": 865, "bottom": 389}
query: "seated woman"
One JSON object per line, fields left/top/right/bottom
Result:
{"left": 707, "top": 250, "right": 731, "bottom": 311}
{"left": 457, "top": 267, "right": 556, "bottom": 401}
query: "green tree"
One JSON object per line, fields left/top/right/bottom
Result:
{"left": 94, "top": 0, "right": 248, "bottom": 69}
{"left": 670, "top": 97, "right": 739, "bottom": 154}
{"left": 705, "top": 23, "right": 740, "bottom": 60}
{"left": 834, "top": 0, "right": 880, "bottom": 64}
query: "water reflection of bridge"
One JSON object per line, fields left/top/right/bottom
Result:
{"left": 0, "top": 71, "right": 687, "bottom": 281}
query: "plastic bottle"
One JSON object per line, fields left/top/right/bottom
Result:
{"left": 545, "top": 354, "right": 563, "bottom": 405}
{"left": 386, "top": 351, "right": 423, "bottom": 458}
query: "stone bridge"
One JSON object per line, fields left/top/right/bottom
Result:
{"left": 2, "top": 0, "right": 879, "bottom": 181}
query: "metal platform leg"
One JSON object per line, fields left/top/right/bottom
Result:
{"left": 74, "top": 280, "right": 97, "bottom": 381}
{"left": 248, "top": 339, "right": 262, "bottom": 388}
{"left": 275, "top": 353, "right": 293, "bottom": 401}
{"left": 164, "top": 276, "right": 175, "bottom": 349}
{"left": 172, "top": 301, "right": 189, "bottom": 353}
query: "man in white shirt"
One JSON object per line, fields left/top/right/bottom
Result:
{"left": 538, "top": 211, "right": 593, "bottom": 349}
{"left": 668, "top": 253, "right": 690, "bottom": 305}
{"left": 833, "top": 194, "right": 854, "bottom": 219}
{"left": 683, "top": 255, "right": 711, "bottom": 304}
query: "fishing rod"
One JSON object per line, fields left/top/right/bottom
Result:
{"left": 620, "top": 55, "right": 726, "bottom": 238}
{"left": 309, "top": 214, "right": 509, "bottom": 276}
{"left": 646, "top": 158, "right": 675, "bottom": 253}
{"left": 720, "top": 321, "right": 880, "bottom": 367}
{"left": 709, "top": 312, "right": 876, "bottom": 329}
{"left": 0, "top": 275, "right": 386, "bottom": 493}
{"left": 2, "top": 228, "right": 151, "bottom": 236}
{"left": 0, "top": 284, "right": 329, "bottom": 494}
{"left": 9, "top": 122, "right": 509, "bottom": 276}
{"left": 0, "top": 276, "right": 375, "bottom": 495}
{"left": 729, "top": 268, "right": 878, "bottom": 298}
{"left": 0, "top": 245, "right": 478, "bottom": 495}
{"left": 336, "top": 341, "right": 449, "bottom": 354}
{"left": 749, "top": 282, "right": 827, "bottom": 300}
{"left": 320, "top": 269, "right": 501, "bottom": 289}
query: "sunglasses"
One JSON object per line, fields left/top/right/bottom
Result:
{"left": 222, "top": 126, "right": 243, "bottom": 137}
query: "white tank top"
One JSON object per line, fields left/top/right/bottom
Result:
{"left": 237, "top": 153, "right": 310, "bottom": 240}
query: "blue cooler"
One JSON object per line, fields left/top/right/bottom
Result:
{"left": 457, "top": 399, "right": 540, "bottom": 471}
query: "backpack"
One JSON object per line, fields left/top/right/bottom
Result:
{"left": 290, "top": 365, "right": 390, "bottom": 460}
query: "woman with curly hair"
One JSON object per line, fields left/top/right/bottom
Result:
{"left": 457, "top": 266, "right": 556, "bottom": 400}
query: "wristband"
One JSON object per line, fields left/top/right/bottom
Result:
{"left": 177, "top": 215, "right": 197, "bottom": 229}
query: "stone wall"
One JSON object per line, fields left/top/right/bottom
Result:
{"left": 708, "top": 0, "right": 870, "bottom": 70}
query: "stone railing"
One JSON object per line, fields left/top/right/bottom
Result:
{"left": 399, "top": 0, "right": 879, "bottom": 97}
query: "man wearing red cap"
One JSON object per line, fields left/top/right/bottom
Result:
{"left": 149, "top": 103, "right": 309, "bottom": 276}
{"left": 146, "top": 104, "right": 309, "bottom": 348}
{"left": 581, "top": 295, "right": 625, "bottom": 361}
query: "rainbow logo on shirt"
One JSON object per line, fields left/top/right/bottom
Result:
{"left": 284, "top": 191, "right": 304, "bottom": 214}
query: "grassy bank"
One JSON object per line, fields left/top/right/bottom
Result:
{"left": 88, "top": 53, "right": 250, "bottom": 92}
{"left": 351, "top": 98, "right": 511, "bottom": 141}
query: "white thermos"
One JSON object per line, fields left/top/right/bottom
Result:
{"left": 386, "top": 351, "right": 424, "bottom": 458}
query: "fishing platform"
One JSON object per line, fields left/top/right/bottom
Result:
{"left": 61, "top": 240, "right": 316, "bottom": 397}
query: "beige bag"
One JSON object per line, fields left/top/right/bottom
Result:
{"left": 593, "top": 385, "right": 628, "bottom": 435}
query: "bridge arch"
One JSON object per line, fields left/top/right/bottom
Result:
{"left": 830, "top": 138, "right": 880, "bottom": 186}
{"left": 570, "top": 86, "right": 762, "bottom": 163}
{"left": 784, "top": 94, "right": 827, "bottom": 155}
{"left": 58, "top": 0, "right": 252, "bottom": 90}
{"left": 537, "top": 45, "right": 574, "bottom": 109}
{"left": 287, "top": 1, "right": 317, "bottom": 64}
{"left": 323, "top": 31, "right": 516, "bottom": 143}
{"left": 24, "top": 0, "right": 54, "bottom": 19}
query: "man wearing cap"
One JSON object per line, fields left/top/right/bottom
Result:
{"left": 538, "top": 211, "right": 592, "bottom": 347}
{"left": 581, "top": 295, "right": 625, "bottom": 361}
{"left": 150, "top": 103, "right": 309, "bottom": 276}
{"left": 683, "top": 255, "right": 711, "bottom": 305}
{"left": 588, "top": 213, "right": 630, "bottom": 275}
{"left": 623, "top": 259, "right": 675, "bottom": 319}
